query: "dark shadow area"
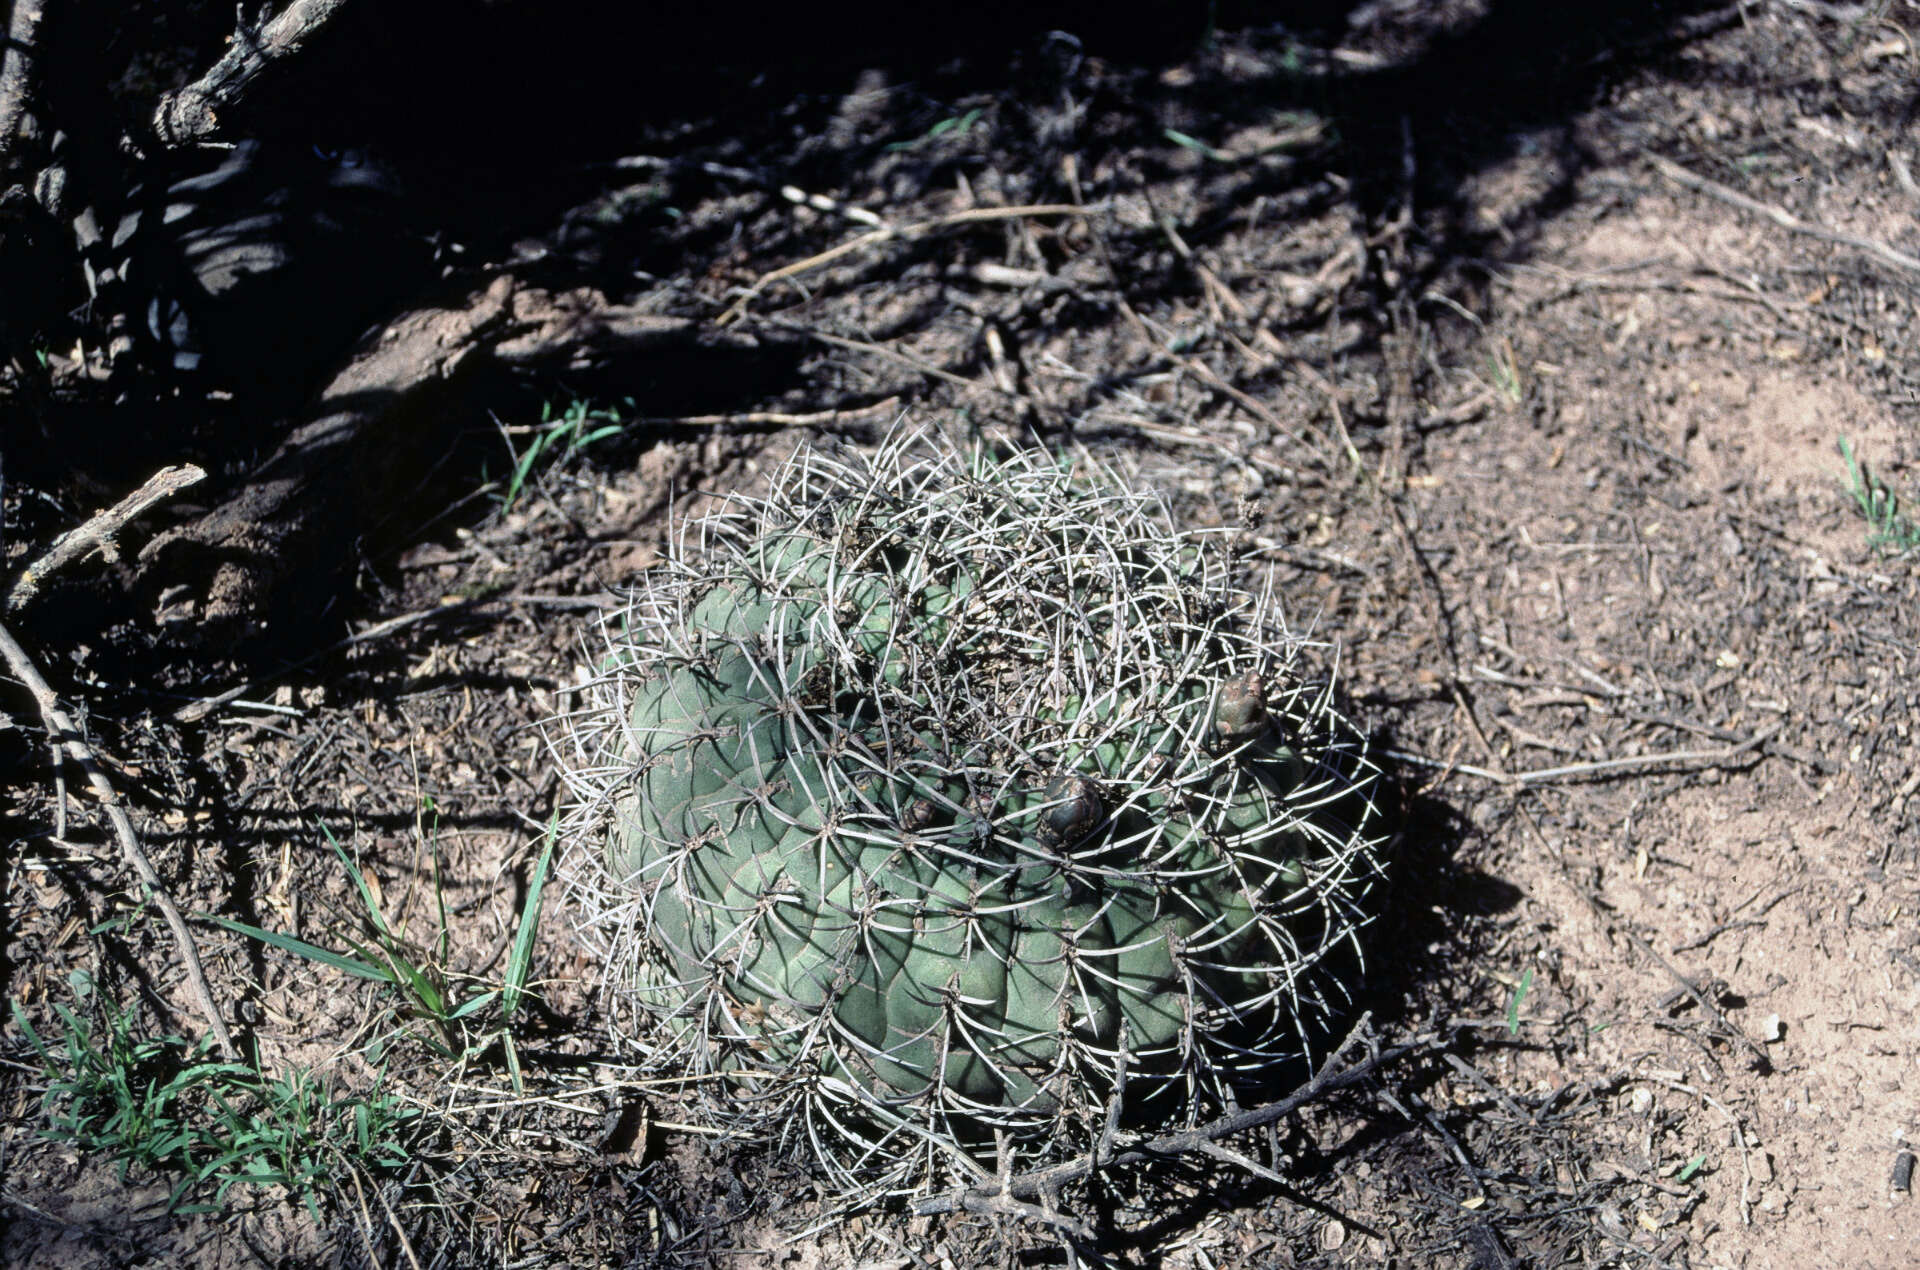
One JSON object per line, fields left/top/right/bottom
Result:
{"left": 3, "top": 0, "right": 1743, "bottom": 690}
{"left": 1364, "top": 739, "right": 1524, "bottom": 1022}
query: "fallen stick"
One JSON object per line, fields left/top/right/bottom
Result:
{"left": 636, "top": 395, "right": 903, "bottom": 429}
{"left": 717, "top": 202, "right": 1097, "bottom": 325}
{"left": 7, "top": 463, "right": 205, "bottom": 611}
{"left": 0, "top": 619, "right": 236, "bottom": 1058}
{"left": 1382, "top": 722, "right": 1781, "bottom": 787}
{"left": 172, "top": 591, "right": 614, "bottom": 723}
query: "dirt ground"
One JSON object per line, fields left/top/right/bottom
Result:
{"left": 4, "top": 2, "right": 1919, "bottom": 1266}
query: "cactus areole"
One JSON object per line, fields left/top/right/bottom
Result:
{"left": 557, "top": 430, "right": 1386, "bottom": 1191}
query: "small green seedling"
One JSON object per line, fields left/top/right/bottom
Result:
{"left": 885, "top": 109, "right": 984, "bottom": 153}
{"left": 498, "top": 397, "right": 631, "bottom": 512}
{"left": 1164, "top": 128, "right": 1233, "bottom": 163}
{"left": 1839, "top": 437, "right": 1920, "bottom": 554}
{"left": 1674, "top": 1152, "right": 1708, "bottom": 1184}
{"left": 1486, "top": 335, "right": 1524, "bottom": 406}
{"left": 1507, "top": 967, "right": 1535, "bottom": 1036}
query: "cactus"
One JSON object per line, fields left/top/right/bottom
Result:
{"left": 554, "top": 429, "right": 1386, "bottom": 1195}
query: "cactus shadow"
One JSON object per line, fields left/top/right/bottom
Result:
{"left": 1364, "top": 754, "right": 1524, "bottom": 1030}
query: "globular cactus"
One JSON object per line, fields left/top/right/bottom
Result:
{"left": 555, "top": 429, "right": 1386, "bottom": 1196}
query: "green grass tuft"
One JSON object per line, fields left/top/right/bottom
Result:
{"left": 10, "top": 972, "right": 417, "bottom": 1218}
{"left": 1839, "top": 437, "right": 1920, "bottom": 554}
{"left": 204, "top": 815, "right": 556, "bottom": 1093}
{"left": 497, "top": 396, "right": 632, "bottom": 513}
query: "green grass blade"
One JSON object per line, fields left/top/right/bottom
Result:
{"left": 1164, "top": 127, "right": 1230, "bottom": 162}
{"left": 449, "top": 990, "right": 499, "bottom": 1021}
{"left": 383, "top": 952, "right": 446, "bottom": 1018}
{"left": 10, "top": 999, "right": 52, "bottom": 1061}
{"left": 201, "top": 915, "right": 395, "bottom": 984}
{"left": 1506, "top": 967, "right": 1533, "bottom": 1036}
{"left": 318, "top": 822, "right": 395, "bottom": 941}
{"left": 503, "top": 814, "right": 559, "bottom": 1020}
{"left": 503, "top": 1031, "right": 525, "bottom": 1097}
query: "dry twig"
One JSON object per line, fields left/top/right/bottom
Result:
{"left": 717, "top": 203, "right": 1096, "bottom": 325}
{"left": 1645, "top": 151, "right": 1920, "bottom": 277}
{"left": 173, "top": 591, "right": 613, "bottom": 723}
{"left": 1383, "top": 722, "right": 1781, "bottom": 787}
{"left": 915, "top": 1014, "right": 1429, "bottom": 1222}
{"left": 7, "top": 463, "right": 205, "bottom": 610}
{"left": 636, "top": 396, "right": 903, "bottom": 430}
{"left": 0, "top": 620, "right": 236, "bottom": 1058}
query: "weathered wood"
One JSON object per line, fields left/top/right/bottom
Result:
{"left": 136, "top": 275, "right": 760, "bottom": 634}
{"left": 148, "top": 0, "right": 353, "bottom": 145}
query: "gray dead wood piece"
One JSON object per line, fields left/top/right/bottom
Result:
{"left": 0, "top": 0, "right": 48, "bottom": 168}
{"left": 0, "top": 620, "right": 237, "bottom": 1058}
{"left": 7, "top": 464, "right": 205, "bottom": 610}
{"left": 172, "top": 591, "right": 614, "bottom": 724}
{"left": 149, "top": 0, "right": 351, "bottom": 144}
{"left": 136, "top": 276, "right": 753, "bottom": 632}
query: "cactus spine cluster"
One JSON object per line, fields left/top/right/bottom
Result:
{"left": 555, "top": 429, "right": 1386, "bottom": 1196}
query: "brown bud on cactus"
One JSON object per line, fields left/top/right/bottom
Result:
{"left": 1214, "top": 670, "right": 1270, "bottom": 742}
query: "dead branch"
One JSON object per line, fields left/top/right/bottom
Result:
{"left": 149, "top": 0, "right": 352, "bottom": 145}
{"left": 915, "top": 1014, "right": 1432, "bottom": 1219}
{"left": 172, "top": 590, "right": 614, "bottom": 724}
{"left": 0, "top": 619, "right": 237, "bottom": 1059}
{"left": 635, "top": 396, "right": 903, "bottom": 429}
{"left": 1383, "top": 721, "right": 1782, "bottom": 787}
{"left": 7, "top": 463, "right": 205, "bottom": 610}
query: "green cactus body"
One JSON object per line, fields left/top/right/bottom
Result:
{"left": 559, "top": 430, "right": 1385, "bottom": 1191}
